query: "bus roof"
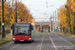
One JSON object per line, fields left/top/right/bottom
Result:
{"left": 13, "top": 22, "right": 31, "bottom": 24}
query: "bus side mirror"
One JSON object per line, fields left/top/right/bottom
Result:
{"left": 10, "top": 26, "right": 12, "bottom": 29}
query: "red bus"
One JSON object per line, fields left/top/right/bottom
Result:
{"left": 11, "top": 22, "right": 35, "bottom": 43}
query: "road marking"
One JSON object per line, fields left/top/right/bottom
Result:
{"left": 10, "top": 44, "right": 19, "bottom": 50}
{"left": 36, "top": 33, "right": 45, "bottom": 50}
{"left": 58, "top": 33, "right": 75, "bottom": 41}
{"left": 56, "top": 34, "right": 75, "bottom": 46}
{"left": 36, "top": 44, "right": 40, "bottom": 50}
{"left": 0, "top": 42, "right": 13, "bottom": 48}
{"left": 40, "top": 36, "right": 44, "bottom": 50}
{"left": 48, "top": 33, "right": 57, "bottom": 50}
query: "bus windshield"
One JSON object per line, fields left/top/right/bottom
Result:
{"left": 14, "top": 24, "right": 31, "bottom": 35}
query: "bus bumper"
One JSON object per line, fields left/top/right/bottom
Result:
{"left": 13, "top": 40, "right": 32, "bottom": 42}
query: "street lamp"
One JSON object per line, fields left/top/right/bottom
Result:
{"left": 2, "top": 0, "right": 5, "bottom": 38}
{"left": 15, "top": 1, "right": 17, "bottom": 22}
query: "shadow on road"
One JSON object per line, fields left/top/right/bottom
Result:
{"left": 12, "top": 40, "right": 42, "bottom": 44}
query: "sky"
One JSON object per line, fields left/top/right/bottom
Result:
{"left": 21, "top": 0, "right": 67, "bottom": 22}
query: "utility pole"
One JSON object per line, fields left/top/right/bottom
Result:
{"left": 50, "top": 15, "right": 52, "bottom": 31}
{"left": 55, "top": 10, "right": 56, "bottom": 30}
{"left": 57, "top": 9, "right": 59, "bottom": 31}
{"left": 53, "top": 12, "right": 54, "bottom": 31}
{"left": 2, "top": 0, "right": 5, "bottom": 38}
{"left": 15, "top": 1, "right": 17, "bottom": 22}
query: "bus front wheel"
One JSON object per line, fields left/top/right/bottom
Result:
{"left": 32, "top": 40, "right": 34, "bottom": 42}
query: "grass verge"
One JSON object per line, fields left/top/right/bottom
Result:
{"left": 59, "top": 32, "right": 75, "bottom": 38}
{"left": 0, "top": 34, "right": 12, "bottom": 45}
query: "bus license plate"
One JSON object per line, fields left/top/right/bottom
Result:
{"left": 20, "top": 40, "right": 24, "bottom": 41}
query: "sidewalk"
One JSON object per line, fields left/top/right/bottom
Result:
{"left": 0, "top": 35, "right": 1, "bottom": 38}
{"left": 0, "top": 34, "right": 11, "bottom": 39}
{"left": 0, "top": 34, "right": 12, "bottom": 45}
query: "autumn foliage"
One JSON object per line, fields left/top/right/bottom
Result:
{"left": 58, "top": 0, "right": 75, "bottom": 34}
{"left": 0, "top": 0, "right": 34, "bottom": 30}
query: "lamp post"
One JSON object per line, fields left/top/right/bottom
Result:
{"left": 15, "top": 1, "right": 17, "bottom": 22}
{"left": 2, "top": 0, "right": 5, "bottom": 38}
{"left": 49, "top": 15, "right": 52, "bottom": 31}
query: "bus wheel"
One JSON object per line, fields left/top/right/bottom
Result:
{"left": 32, "top": 40, "right": 34, "bottom": 42}
{"left": 14, "top": 41, "right": 17, "bottom": 43}
{"left": 29, "top": 40, "right": 32, "bottom": 43}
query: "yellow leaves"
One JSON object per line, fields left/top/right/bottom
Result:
{"left": 58, "top": 5, "right": 69, "bottom": 28}
{"left": 11, "top": 1, "right": 34, "bottom": 23}
{"left": 10, "top": 16, "right": 15, "bottom": 25}
{"left": 0, "top": 10, "right": 2, "bottom": 12}
{"left": 0, "top": 3, "right": 2, "bottom": 17}
{"left": 10, "top": 22, "right": 11, "bottom": 24}
{"left": 17, "top": 2, "right": 27, "bottom": 21}
{"left": 27, "top": 14, "right": 33, "bottom": 23}
{"left": 0, "top": 1, "right": 35, "bottom": 26}
{"left": 5, "top": 18, "right": 8, "bottom": 20}
{"left": 70, "top": 0, "right": 75, "bottom": 27}
{"left": 71, "top": 0, "right": 75, "bottom": 12}
{"left": 71, "top": 4, "right": 75, "bottom": 10}
{"left": 18, "top": 16, "right": 20, "bottom": 19}
{"left": 59, "top": 0, "right": 75, "bottom": 32}
{"left": 0, "top": 3, "right": 2, "bottom": 5}
{"left": 70, "top": 14, "right": 74, "bottom": 26}
{"left": 72, "top": 0, "right": 75, "bottom": 3}
{"left": 32, "top": 19, "right": 35, "bottom": 25}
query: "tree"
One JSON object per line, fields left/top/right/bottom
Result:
{"left": 58, "top": 0, "right": 75, "bottom": 34}
{"left": 0, "top": 1, "right": 35, "bottom": 31}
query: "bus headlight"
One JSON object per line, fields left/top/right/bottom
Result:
{"left": 13, "top": 38, "right": 15, "bottom": 40}
{"left": 29, "top": 38, "right": 31, "bottom": 40}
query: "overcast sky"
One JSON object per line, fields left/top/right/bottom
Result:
{"left": 21, "top": 0, "right": 67, "bottom": 21}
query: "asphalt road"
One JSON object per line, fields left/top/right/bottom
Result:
{"left": 0, "top": 33, "right": 75, "bottom": 50}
